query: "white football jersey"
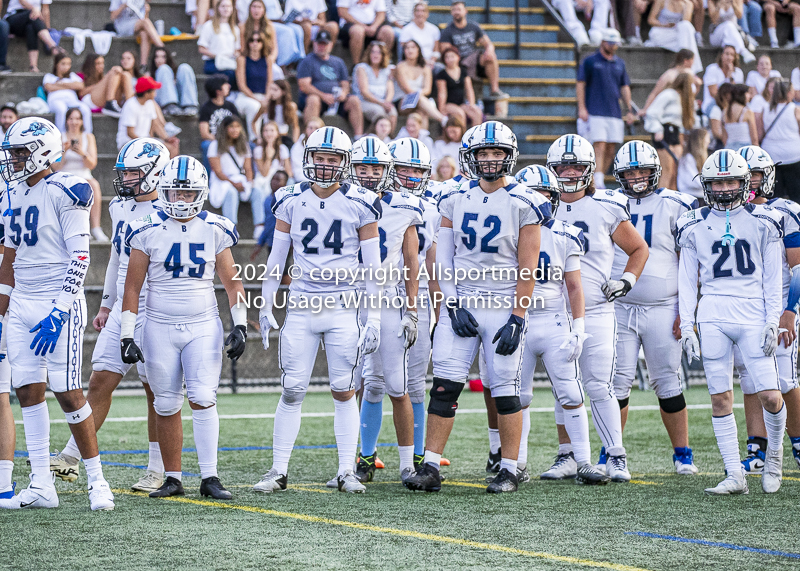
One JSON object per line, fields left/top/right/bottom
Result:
{"left": 676, "top": 204, "right": 783, "bottom": 325}
{"left": 438, "top": 178, "right": 551, "bottom": 295}
{"left": 109, "top": 196, "right": 162, "bottom": 306}
{"left": 2, "top": 171, "right": 92, "bottom": 297}
{"left": 557, "top": 190, "right": 630, "bottom": 311}
{"left": 417, "top": 196, "right": 441, "bottom": 290}
{"left": 766, "top": 197, "right": 800, "bottom": 304}
{"left": 612, "top": 188, "right": 698, "bottom": 305}
{"left": 378, "top": 190, "right": 423, "bottom": 287}
{"left": 535, "top": 218, "right": 585, "bottom": 311}
{"left": 425, "top": 175, "right": 466, "bottom": 204}
{"left": 126, "top": 210, "right": 238, "bottom": 324}
{"left": 272, "top": 181, "right": 381, "bottom": 293}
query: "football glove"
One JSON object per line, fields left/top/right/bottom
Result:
{"left": 492, "top": 314, "right": 525, "bottom": 356}
{"left": 358, "top": 321, "right": 381, "bottom": 355}
{"left": 447, "top": 305, "right": 479, "bottom": 338}
{"left": 761, "top": 322, "right": 779, "bottom": 357}
{"left": 681, "top": 330, "right": 700, "bottom": 363}
{"left": 120, "top": 338, "right": 145, "bottom": 364}
{"left": 601, "top": 273, "right": 636, "bottom": 302}
{"left": 398, "top": 311, "right": 419, "bottom": 349}
{"left": 225, "top": 325, "right": 247, "bottom": 361}
{"left": 259, "top": 310, "right": 279, "bottom": 350}
{"left": 559, "top": 317, "right": 590, "bottom": 362}
{"left": 30, "top": 307, "right": 70, "bottom": 356}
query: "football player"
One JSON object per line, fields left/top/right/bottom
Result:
{"left": 611, "top": 141, "right": 699, "bottom": 475}
{"left": 0, "top": 117, "right": 114, "bottom": 511}
{"left": 405, "top": 121, "right": 550, "bottom": 494}
{"left": 733, "top": 146, "right": 800, "bottom": 479}
{"left": 677, "top": 149, "right": 785, "bottom": 495}
{"left": 49, "top": 138, "right": 170, "bottom": 493}
{"left": 254, "top": 126, "right": 383, "bottom": 494}
{"left": 121, "top": 156, "right": 246, "bottom": 500}
{"left": 0, "top": 186, "right": 13, "bottom": 500}
{"left": 544, "top": 134, "right": 648, "bottom": 483}
{"left": 352, "top": 137, "right": 423, "bottom": 485}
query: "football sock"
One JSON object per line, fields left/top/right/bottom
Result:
{"left": 488, "top": 428, "right": 501, "bottom": 454}
{"left": 517, "top": 408, "right": 531, "bottom": 469}
{"left": 424, "top": 450, "right": 441, "bottom": 469}
{"left": 272, "top": 396, "right": 302, "bottom": 475}
{"left": 564, "top": 405, "right": 591, "bottom": 465}
{"left": 166, "top": 471, "right": 182, "bottom": 482}
{"left": 334, "top": 396, "right": 360, "bottom": 477}
{"left": 0, "top": 460, "right": 13, "bottom": 490}
{"left": 794, "top": 26, "right": 800, "bottom": 44}
{"left": 62, "top": 436, "right": 81, "bottom": 461}
{"left": 768, "top": 27, "right": 778, "bottom": 45}
{"left": 500, "top": 458, "right": 517, "bottom": 474}
{"left": 763, "top": 403, "right": 787, "bottom": 451}
{"left": 398, "top": 445, "right": 414, "bottom": 473}
{"left": 554, "top": 400, "right": 565, "bottom": 424}
{"left": 192, "top": 407, "right": 219, "bottom": 479}
{"left": 594, "top": 171, "right": 606, "bottom": 189}
{"left": 558, "top": 443, "right": 573, "bottom": 456}
{"left": 83, "top": 456, "right": 104, "bottom": 484}
{"left": 22, "top": 401, "right": 51, "bottom": 484}
{"left": 412, "top": 401, "right": 425, "bottom": 455}
{"left": 591, "top": 396, "right": 625, "bottom": 456}
{"left": 358, "top": 399, "right": 383, "bottom": 457}
{"left": 147, "top": 442, "right": 164, "bottom": 473}
{"left": 712, "top": 413, "right": 742, "bottom": 476}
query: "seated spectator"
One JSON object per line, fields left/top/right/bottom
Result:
{"left": 256, "top": 79, "right": 300, "bottom": 143}
{"left": 78, "top": 53, "right": 132, "bottom": 118}
{"left": 394, "top": 112, "right": 434, "bottom": 150}
{"left": 199, "top": 75, "right": 242, "bottom": 170}
{"left": 44, "top": 54, "right": 93, "bottom": 134}
{"left": 208, "top": 115, "right": 258, "bottom": 227}
{"left": 290, "top": 117, "right": 325, "bottom": 181}
{"left": 641, "top": 49, "right": 703, "bottom": 114}
{"left": 120, "top": 50, "right": 143, "bottom": 89}
{"left": 440, "top": 1, "right": 508, "bottom": 99}
{"left": 721, "top": 83, "right": 757, "bottom": 149}
{"left": 4, "top": 0, "right": 62, "bottom": 72}
{"left": 708, "top": 0, "right": 755, "bottom": 63}
{"left": 760, "top": 80, "right": 800, "bottom": 201}
{"left": 188, "top": 0, "right": 211, "bottom": 31}
{"left": 149, "top": 47, "right": 199, "bottom": 117}
{"left": 240, "top": 0, "right": 279, "bottom": 69}
{"left": 619, "top": 0, "right": 653, "bottom": 45}
{"left": 677, "top": 128, "right": 709, "bottom": 200}
{"left": 117, "top": 76, "right": 180, "bottom": 157}
{"left": 353, "top": 41, "right": 397, "bottom": 131}
{"left": 253, "top": 120, "right": 292, "bottom": 218}
{"left": 746, "top": 55, "right": 782, "bottom": 98}
{"left": 708, "top": 82, "right": 734, "bottom": 146}
{"left": 551, "top": 0, "right": 590, "bottom": 46}
{"left": 198, "top": 0, "right": 241, "bottom": 86}
{"left": 435, "top": 47, "right": 482, "bottom": 126}
{"left": 0, "top": 17, "right": 9, "bottom": 74}
{"left": 386, "top": 0, "right": 415, "bottom": 57}
{"left": 400, "top": 2, "right": 441, "bottom": 67}
{"left": 0, "top": 103, "right": 19, "bottom": 137}
{"left": 395, "top": 40, "right": 444, "bottom": 124}
{"left": 432, "top": 115, "right": 466, "bottom": 173}
{"left": 297, "top": 30, "right": 363, "bottom": 138}
{"left": 552, "top": 0, "right": 619, "bottom": 47}
{"left": 739, "top": 0, "right": 763, "bottom": 46}
{"left": 337, "top": 0, "right": 395, "bottom": 63}
{"left": 701, "top": 46, "right": 743, "bottom": 116}
{"left": 645, "top": 0, "right": 703, "bottom": 73}
{"left": 283, "top": 0, "right": 339, "bottom": 53}
{"left": 251, "top": 169, "right": 288, "bottom": 261}
{"left": 369, "top": 114, "right": 393, "bottom": 144}
{"left": 53, "top": 107, "right": 107, "bottom": 242}
{"left": 433, "top": 155, "right": 457, "bottom": 182}
{"left": 750, "top": 76, "right": 780, "bottom": 135}
{"left": 109, "top": 0, "right": 164, "bottom": 66}
{"left": 763, "top": 0, "right": 800, "bottom": 48}
{"left": 235, "top": 30, "right": 275, "bottom": 140}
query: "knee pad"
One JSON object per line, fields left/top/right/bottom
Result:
{"left": 659, "top": 394, "right": 686, "bottom": 414}
{"left": 495, "top": 395, "right": 522, "bottom": 416}
{"left": 555, "top": 383, "right": 584, "bottom": 409}
{"left": 154, "top": 395, "right": 183, "bottom": 416}
{"left": 282, "top": 386, "right": 307, "bottom": 405}
{"left": 585, "top": 382, "right": 615, "bottom": 403}
{"left": 617, "top": 397, "right": 629, "bottom": 410}
{"left": 364, "top": 380, "right": 385, "bottom": 404}
{"left": 427, "top": 377, "right": 463, "bottom": 418}
{"left": 519, "top": 392, "right": 533, "bottom": 409}
{"left": 187, "top": 387, "right": 217, "bottom": 410}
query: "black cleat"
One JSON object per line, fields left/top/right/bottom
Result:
{"left": 486, "top": 448, "right": 502, "bottom": 473}
{"left": 486, "top": 468, "right": 518, "bottom": 493}
{"left": 200, "top": 476, "right": 233, "bottom": 499}
{"left": 576, "top": 463, "right": 611, "bottom": 485}
{"left": 149, "top": 476, "right": 185, "bottom": 498}
{"left": 355, "top": 453, "right": 377, "bottom": 483}
{"left": 404, "top": 462, "right": 442, "bottom": 492}
{"left": 413, "top": 453, "right": 425, "bottom": 471}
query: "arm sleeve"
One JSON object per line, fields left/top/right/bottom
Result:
{"left": 678, "top": 243, "right": 699, "bottom": 333}
{"left": 261, "top": 229, "right": 291, "bottom": 312}
{"left": 763, "top": 238, "right": 783, "bottom": 324}
{"left": 59, "top": 203, "right": 91, "bottom": 240}
{"left": 360, "top": 236, "right": 383, "bottom": 325}
{"left": 436, "top": 226, "right": 458, "bottom": 305}
{"left": 100, "top": 245, "right": 121, "bottom": 310}
{"left": 54, "top": 233, "right": 90, "bottom": 313}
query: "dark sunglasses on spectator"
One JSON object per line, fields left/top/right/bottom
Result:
{"left": 250, "top": 37, "right": 263, "bottom": 43}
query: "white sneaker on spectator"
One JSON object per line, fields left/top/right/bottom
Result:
{"left": 164, "top": 122, "right": 182, "bottom": 138}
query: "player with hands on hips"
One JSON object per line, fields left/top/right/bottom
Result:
{"left": 253, "top": 127, "right": 383, "bottom": 495}
{"left": 610, "top": 141, "right": 700, "bottom": 476}
{"left": 404, "top": 121, "right": 550, "bottom": 494}
{"left": 121, "top": 156, "right": 246, "bottom": 501}
{"left": 0, "top": 117, "right": 114, "bottom": 511}
{"left": 543, "top": 134, "right": 649, "bottom": 483}
{"left": 676, "top": 149, "right": 785, "bottom": 495}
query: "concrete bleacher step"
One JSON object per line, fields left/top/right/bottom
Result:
{"left": 493, "top": 42, "right": 575, "bottom": 61}
{"left": 498, "top": 59, "right": 575, "bottom": 79}
{"left": 436, "top": 22, "right": 561, "bottom": 44}
{"left": 49, "top": 0, "right": 191, "bottom": 34}
{"left": 427, "top": 5, "right": 546, "bottom": 26}
{"left": 507, "top": 96, "right": 576, "bottom": 117}
{"left": 496, "top": 77, "right": 576, "bottom": 98}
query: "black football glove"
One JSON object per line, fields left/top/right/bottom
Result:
{"left": 120, "top": 338, "right": 145, "bottom": 364}
{"left": 492, "top": 315, "right": 524, "bottom": 356}
{"left": 225, "top": 325, "right": 247, "bottom": 361}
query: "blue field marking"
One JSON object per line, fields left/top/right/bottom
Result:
{"left": 14, "top": 443, "right": 399, "bottom": 457}
{"left": 625, "top": 532, "right": 800, "bottom": 559}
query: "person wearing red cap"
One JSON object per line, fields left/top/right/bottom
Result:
{"left": 116, "top": 76, "right": 179, "bottom": 157}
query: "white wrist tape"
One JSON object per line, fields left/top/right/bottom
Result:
{"left": 0, "top": 284, "right": 12, "bottom": 297}
{"left": 621, "top": 271, "right": 637, "bottom": 287}
{"left": 231, "top": 301, "right": 247, "bottom": 328}
{"left": 120, "top": 310, "right": 137, "bottom": 339}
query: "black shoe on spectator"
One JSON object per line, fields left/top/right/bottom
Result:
{"left": 0, "top": 65, "right": 11, "bottom": 75}
{"left": 102, "top": 100, "right": 122, "bottom": 118}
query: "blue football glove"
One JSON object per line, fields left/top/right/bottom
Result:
{"left": 30, "top": 307, "right": 70, "bottom": 356}
{"left": 447, "top": 305, "right": 479, "bottom": 338}
{"left": 492, "top": 314, "right": 524, "bottom": 356}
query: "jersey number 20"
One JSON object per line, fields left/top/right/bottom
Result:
{"left": 712, "top": 239, "right": 756, "bottom": 278}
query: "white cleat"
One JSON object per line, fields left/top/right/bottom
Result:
{"left": 253, "top": 468, "right": 287, "bottom": 493}
{"left": 131, "top": 470, "right": 164, "bottom": 493}
{"left": 337, "top": 471, "right": 366, "bottom": 493}
{"left": 89, "top": 480, "right": 115, "bottom": 511}
{"left": 540, "top": 452, "right": 577, "bottom": 480}
{"left": 0, "top": 474, "right": 59, "bottom": 509}
{"left": 325, "top": 476, "right": 339, "bottom": 489}
{"left": 607, "top": 455, "right": 631, "bottom": 483}
{"left": 705, "top": 471, "right": 749, "bottom": 495}
{"left": 761, "top": 446, "right": 783, "bottom": 494}
{"left": 675, "top": 460, "right": 699, "bottom": 475}
{"left": 49, "top": 450, "right": 80, "bottom": 482}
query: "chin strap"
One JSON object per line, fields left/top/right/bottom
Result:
{"left": 721, "top": 208, "right": 736, "bottom": 246}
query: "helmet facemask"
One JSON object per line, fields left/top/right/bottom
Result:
{"left": 350, "top": 161, "right": 392, "bottom": 192}
{"left": 0, "top": 143, "right": 46, "bottom": 182}
{"left": 616, "top": 166, "right": 660, "bottom": 199}
{"left": 750, "top": 166, "right": 775, "bottom": 199}
{"left": 394, "top": 164, "right": 430, "bottom": 195}
{"left": 465, "top": 146, "right": 516, "bottom": 182}
{"left": 551, "top": 162, "right": 594, "bottom": 193}
{"left": 113, "top": 165, "right": 155, "bottom": 199}
{"left": 159, "top": 184, "right": 206, "bottom": 219}
{"left": 536, "top": 188, "right": 561, "bottom": 217}
{"left": 304, "top": 149, "right": 349, "bottom": 188}
{"left": 703, "top": 176, "right": 749, "bottom": 211}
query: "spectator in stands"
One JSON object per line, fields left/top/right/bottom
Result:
{"left": 283, "top": 0, "right": 338, "bottom": 53}
{"left": 189, "top": 0, "right": 211, "bottom": 31}
{"left": 0, "top": 17, "right": 9, "bottom": 74}
{"left": 763, "top": 0, "right": 800, "bottom": 48}
{"left": 709, "top": 81, "right": 734, "bottom": 146}
{"left": 689, "top": 0, "right": 706, "bottom": 46}
{"left": 337, "top": 0, "right": 395, "bottom": 64}
{"left": 641, "top": 49, "right": 702, "bottom": 114}
{"left": 253, "top": 120, "right": 292, "bottom": 220}
{"left": 237, "top": 0, "right": 304, "bottom": 67}
{"left": 619, "top": 0, "right": 652, "bottom": 45}
{"left": 290, "top": 117, "right": 325, "bottom": 181}
{"left": 751, "top": 76, "right": 780, "bottom": 137}
{"left": 120, "top": 50, "right": 143, "bottom": 88}
{"left": 551, "top": 0, "right": 591, "bottom": 47}
{"left": 240, "top": 0, "right": 278, "bottom": 67}
{"left": 395, "top": 111, "right": 434, "bottom": 150}
{"left": 434, "top": 155, "right": 457, "bottom": 181}
{"left": 760, "top": 80, "right": 800, "bottom": 201}
{"left": 208, "top": 115, "right": 257, "bottom": 228}
{"left": 149, "top": 47, "right": 199, "bottom": 117}
{"left": 677, "top": 128, "right": 709, "bottom": 200}
{"left": 793, "top": 64, "right": 800, "bottom": 101}
{"left": 746, "top": 54, "right": 782, "bottom": 97}
{"left": 576, "top": 28, "right": 634, "bottom": 189}
{"left": 234, "top": 31, "right": 275, "bottom": 140}
{"left": 739, "top": 0, "right": 763, "bottom": 45}
{"left": 369, "top": 114, "right": 393, "bottom": 144}
{"left": 3, "top": 0, "right": 62, "bottom": 72}
{"left": 251, "top": 169, "right": 287, "bottom": 261}
{"left": 645, "top": 0, "right": 703, "bottom": 73}
{"left": 399, "top": 2, "right": 440, "bottom": 67}
{"left": 117, "top": 76, "right": 180, "bottom": 156}
{"left": 256, "top": 79, "right": 300, "bottom": 143}
{"left": 395, "top": 40, "right": 444, "bottom": 124}
{"left": 0, "top": 103, "right": 18, "bottom": 137}
{"left": 198, "top": 0, "right": 241, "bottom": 86}
{"left": 435, "top": 46, "right": 482, "bottom": 127}
{"left": 297, "top": 30, "right": 364, "bottom": 138}
{"left": 109, "top": 0, "right": 164, "bottom": 66}
{"left": 644, "top": 72, "right": 698, "bottom": 189}
{"left": 53, "top": 107, "right": 107, "bottom": 242}
{"left": 78, "top": 53, "right": 132, "bottom": 118}
{"left": 721, "top": 83, "right": 757, "bottom": 149}
{"left": 708, "top": 0, "right": 756, "bottom": 62}
{"left": 44, "top": 53, "right": 94, "bottom": 134}
{"left": 440, "top": 1, "right": 508, "bottom": 99}
{"left": 701, "top": 46, "right": 743, "bottom": 116}
{"left": 199, "top": 74, "right": 241, "bottom": 169}
{"left": 432, "top": 115, "right": 466, "bottom": 173}
{"left": 353, "top": 41, "right": 398, "bottom": 131}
